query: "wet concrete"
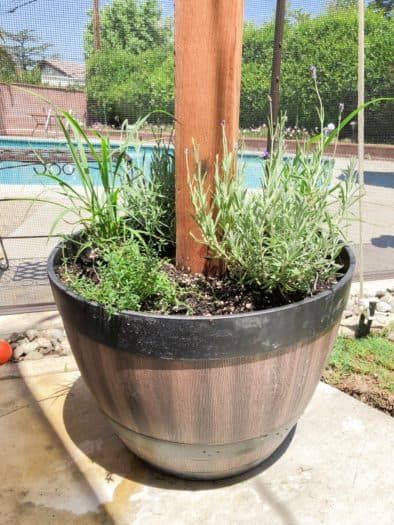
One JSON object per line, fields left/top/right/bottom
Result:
{"left": 1, "top": 370, "right": 393, "bottom": 525}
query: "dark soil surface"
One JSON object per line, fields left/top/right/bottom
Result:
{"left": 58, "top": 241, "right": 338, "bottom": 315}
{"left": 158, "top": 263, "right": 311, "bottom": 315}
{"left": 60, "top": 245, "right": 336, "bottom": 315}
{"left": 323, "top": 371, "right": 394, "bottom": 416}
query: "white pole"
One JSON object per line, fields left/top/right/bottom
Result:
{"left": 358, "top": 0, "right": 365, "bottom": 299}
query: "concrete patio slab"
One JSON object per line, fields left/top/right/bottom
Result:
{"left": 0, "top": 367, "right": 393, "bottom": 525}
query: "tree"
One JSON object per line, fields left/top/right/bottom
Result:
{"left": 0, "top": 29, "right": 16, "bottom": 80}
{"left": 3, "top": 0, "right": 39, "bottom": 13}
{"left": 84, "top": 0, "right": 171, "bottom": 58}
{"left": 369, "top": 0, "right": 393, "bottom": 17}
{"left": 4, "top": 29, "right": 51, "bottom": 70}
{"left": 87, "top": 47, "right": 173, "bottom": 124}
{"left": 325, "top": 0, "right": 356, "bottom": 9}
{"left": 240, "top": 6, "right": 393, "bottom": 143}
{"left": 280, "top": 6, "right": 394, "bottom": 143}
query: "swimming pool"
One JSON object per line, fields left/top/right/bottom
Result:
{"left": 0, "top": 138, "right": 265, "bottom": 189}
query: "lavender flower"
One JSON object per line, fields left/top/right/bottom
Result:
{"left": 309, "top": 65, "right": 317, "bottom": 80}
{"left": 261, "top": 149, "right": 270, "bottom": 160}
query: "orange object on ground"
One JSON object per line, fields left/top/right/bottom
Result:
{"left": 0, "top": 340, "right": 12, "bottom": 364}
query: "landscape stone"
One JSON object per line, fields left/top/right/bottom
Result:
{"left": 24, "top": 350, "right": 44, "bottom": 361}
{"left": 41, "top": 328, "right": 65, "bottom": 341}
{"left": 35, "top": 337, "right": 52, "bottom": 351}
{"left": 338, "top": 325, "right": 356, "bottom": 338}
{"left": 376, "top": 301, "right": 392, "bottom": 313}
{"left": 387, "top": 332, "right": 394, "bottom": 342}
{"left": 8, "top": 332, "right": 25, "bottom": 344}
{"left": 58, "top": 340, "right": 71, "bottom": 356}
{"left": 25, "top": 329, "right": 39, "bottom": 341}
{"left": 11, "top": 337, "right": 28, "bottom": 350}
{"left": 340, "top": 316, "right": 358, "bottom": 328}
{"left": 13, "top": 341, "right": 39, "bottom": 359}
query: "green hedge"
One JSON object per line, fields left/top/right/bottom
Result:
{"left": 87, "top": 6, "right": 393, "bottom": 143}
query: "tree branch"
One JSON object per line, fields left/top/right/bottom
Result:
{"left": 6, "top": 0, "right": 39, "bottom": 14}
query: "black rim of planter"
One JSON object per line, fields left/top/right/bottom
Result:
{"left": 48, "top": 239, "right": 355, "bottom": 361}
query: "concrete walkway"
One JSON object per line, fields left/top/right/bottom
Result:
{"left": 1, "top": 363, "right": 393, "bottom": 525}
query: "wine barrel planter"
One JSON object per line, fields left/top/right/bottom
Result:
{"left": 48, "top": 242, "right": 355, "bottom": 480}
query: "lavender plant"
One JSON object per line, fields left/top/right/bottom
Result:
{"left": 188, "top": 78, "right": 361, "bottom": 296}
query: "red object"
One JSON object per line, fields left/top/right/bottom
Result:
{"left": 0, "top": 340, "right": 12, "bottom": 365}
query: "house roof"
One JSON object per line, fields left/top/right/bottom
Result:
{"left": 40, "top": 59, "right": 85, "bottom": 82}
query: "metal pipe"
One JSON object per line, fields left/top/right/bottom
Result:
{"left": 268, "top": 0, "right": 287, "bottom": 152}
{"left": 358, "top": 0, "right": 365, "bottom": 299}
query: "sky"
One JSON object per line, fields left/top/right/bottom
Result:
{"left": 0, "top": 0, "right": 323, "bottom": 63}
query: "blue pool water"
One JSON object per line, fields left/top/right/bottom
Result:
{"left": 0, "top": 138, "right": 264, "bottom": 189}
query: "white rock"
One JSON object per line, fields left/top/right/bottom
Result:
{"left": 339, "top": 326, "right": 356, "bottom": 338}
{"left": 59, "top": 341, "right": 71, "bottom": 356}
{"left": 371, "top": 317, "right": 389, "bottom": 329}
{"left": 13, "top": 341, "right": 39, "bottom": 359}
{"left": 35, "top": 337, "right": 52, "bottom": 350}
{"left": 41, "top": 328, "right": 65, "bottom": 341}
{"left": 376, "top": 301, "right": 392, "bottom": 313}
{"left": 387, "top": 332, "right": 394, "bottom": 342}
{"left": 11, "top": 337, "right": 28, "bottom": 350}
{"left": 24, "top": 350, "right": 44, "bottom": 361}
{"left": 54, "top": 340, "right": 71, "bottom": 356}
{"left": 340, "top": 316, "right": 358, "bottom": 328}
{"left": 25, "top": 329, "right": 39, "bottom": 341}
{"left": 8, "top": 332, "right": 25, "bottom": 344}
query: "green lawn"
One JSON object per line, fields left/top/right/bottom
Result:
{"left": 324, "top": 325, "right": 394, "bottom": 415}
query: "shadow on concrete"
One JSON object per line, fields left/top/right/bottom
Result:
{"left": 371, "top": 235, "right": 394, "bottom": 249}
{"left": 339, "top": 171, "right": 394, "bottom": 188}
{"left": 1, "top": 373, "right": 115, "bottom": 525}
{"left": 63, "top": 377, "right": 297, "bottom": 492}
{"left": 364, "top": 171, "right": 394, "bottom": 188}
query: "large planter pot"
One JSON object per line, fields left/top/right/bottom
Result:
{"left": 48, "top": 242, "right": 355, "bottom": 480}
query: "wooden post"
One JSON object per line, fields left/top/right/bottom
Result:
{"left": 93, "top": 0, "right": 101, "bottom": 51}
{"left": 174, "top": 0, "right": 244, "bottom": 274}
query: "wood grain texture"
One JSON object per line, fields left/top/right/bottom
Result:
{"left": 65, "top": 324, "right": 338, "bottom": 447}
{"left": 174, "top": 0, "right": 244, "bottom": 273}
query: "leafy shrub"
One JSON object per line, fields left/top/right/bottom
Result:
{"left": 63, "top": 240, "right": 177, "bottom": 313}
{"left": 87, "top": 48, "right": 174, "bottom": 125}
{"left": 85, "top": 6, "right": 393, "bottom": 143}
{"left": 243, "top": 6, "right": 394, "bottom": 143}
